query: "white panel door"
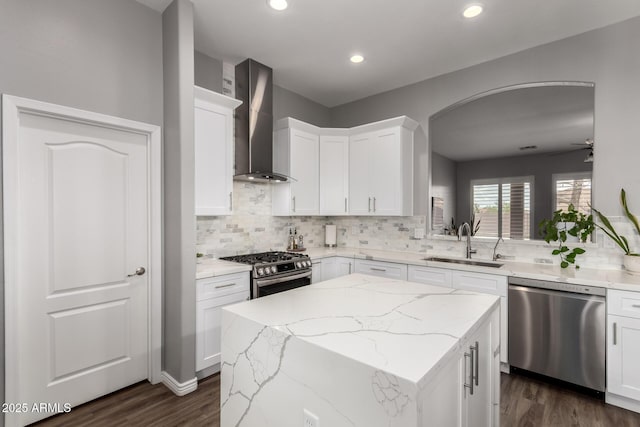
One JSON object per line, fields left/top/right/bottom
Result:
{"left": 349, "top": 133, "right": 372, "bottom": 215}
{"left": 370, "top": 128, "right": 401, "bottom": 215}
{"left": 290, "top": 129, "right": 319, "bottom": 215}
{"left": 319, "top": 135, "right": 349, "bottom": 215}
{"left": 4, "top": 99, "right": 153, "bottom": 425}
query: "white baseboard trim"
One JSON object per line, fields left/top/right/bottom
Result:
{"left": 161, "top": 371, "right": 198, "bottom": 396}
{"left": 606, "top": 393, "right": 640, "bottom": 414}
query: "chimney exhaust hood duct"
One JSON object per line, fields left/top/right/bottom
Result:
{"left": 234, "top": 58, "right": 288, "bottom": 182}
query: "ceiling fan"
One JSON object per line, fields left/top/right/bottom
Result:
{"left": 571, "top": 138, "right": 594, "bottom": 162}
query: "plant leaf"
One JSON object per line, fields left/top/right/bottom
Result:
{"left": 561, "top": 261, "right": 569, "bottom": 268}
{"left": 621, "top": 188, "right": 640, "bottom": 236}
{"left": 574, "top": 247, "right": 586, "bottom": 254}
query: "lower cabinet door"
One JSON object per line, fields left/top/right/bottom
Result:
{"left": 607, "top": 314, "right": 640, "bottom": 400}
{"left": 354, "top": 259, "right": 408, "bottom": 280}
{"left": 196, "top": 291, "right": 249, "bottom": 372}
{"left": 462, "top": 311, "right": 494, "bottom": 427}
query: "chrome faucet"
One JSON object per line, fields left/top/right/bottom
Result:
{"left": 492, "top": 237, "right": 504, "bottom": 261}
{"left": 458, "top": 222, "right": 477, "bottom": 259}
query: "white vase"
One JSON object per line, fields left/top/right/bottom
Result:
{"left": 623, "top": 255, "right": 640, "bottom": 274}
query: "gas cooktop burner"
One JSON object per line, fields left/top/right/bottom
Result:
{"left": 220, "top": 251, "right": 308, "bottom": 265}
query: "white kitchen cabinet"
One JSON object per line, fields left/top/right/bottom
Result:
{"left": 319, "top": 134, "right": 349, "bottom": 215}
{"left": 355, "top": 259, "right": 408, "bottom": 280}
{"left": 421, "top": 305, "right": 499, "bottom": 427}
{"left": 349, "top": 118, "right": 418, "bottom": 216}
{"left": 407, "top": 265, "right": 508, "bottom": 368}
{"left": 273, "top": 122, "right": 320, "bottom": 216}
{"left": 311, "top": 256, "right": 354, "bottom": 283}
{"left": 606, "top": 289, "right": 640, "bottom": 412}
{"left": 408, "top": 265, "right": 453, "bottom": 288}
{"left": 196, "top": 272, "right": 250, "bottom": 373}
{"left": 194, "top": 86, "right": 242, "bottom": 216}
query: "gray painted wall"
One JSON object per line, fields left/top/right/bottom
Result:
{"left": 194, "top": 50, "right": 223, "bottom": 93}
{"left": 330, "top": 17, "right": 640, "bottom": 216}
{"left": 273, "top": 85, "right": 331, "bottom": 127}
{"left": 431, "top": 152, "right": 456, "bottom": 231}
{"left": 162, "top": 0, "right": 197, "bottom": 384}
{"left": 0, "top": 0, "right": 163, "bottom": 420}
{"left": 455, "top": 150, "right": 592, "bottom": 236}
{"left": 194, "top": 51, "right": 331, "bottom": 126}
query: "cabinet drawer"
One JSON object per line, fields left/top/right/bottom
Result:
{"left": 452, "top": 271, "right": 507, "bottom": 296}
{"left": 355, "top": 259, "right": 408, "bottom": 280}
{"left": 408, "top": 265, "right": 452, "bottom": 288}
{"left": 608, "top": 289, "right": 640, "bottom": 319}
{"left": 197, "top": 272, "right": 250, "bottom": 301}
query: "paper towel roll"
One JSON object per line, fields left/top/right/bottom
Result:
{"left": 325, "top": 224, "right": 337, "bottom": 247}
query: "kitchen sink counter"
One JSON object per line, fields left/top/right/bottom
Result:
{"left": 220, "top": 273, "right": 500, "bottom": 426}
{"left": 305, "top": 247, "right": 640, "bottom": 291}
{"left": 196, "top": 258, "right": 252, "bottom": 280}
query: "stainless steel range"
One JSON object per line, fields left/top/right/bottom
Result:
{"left": 220, "top": 251, "right": 312, "bottom": 299}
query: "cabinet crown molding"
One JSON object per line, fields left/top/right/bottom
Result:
{"left": 194, "top": 85, "right": 243, "bottom": 110}
{"left": 275, "top": 115, "right": 420, "bottom": 134}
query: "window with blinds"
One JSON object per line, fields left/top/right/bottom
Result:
{"left": 471, "top": 176, "right": 533, "bottom": 240}
{"left": 553, "top": 172, "right": 592, "bottom": 215}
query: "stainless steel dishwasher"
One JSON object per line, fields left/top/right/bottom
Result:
{"left": 508, "top": 277, "right": 606, "bottom": 392}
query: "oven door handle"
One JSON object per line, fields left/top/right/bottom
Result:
{"left": 255, "top": 270, "right": 312, "bottom": 287}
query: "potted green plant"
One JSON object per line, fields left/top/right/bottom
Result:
{"left": 592, "top": 189, "right": 640, "bottom": 273}
{"left": 539, "top": 204, "right": 595, "bottom": 268}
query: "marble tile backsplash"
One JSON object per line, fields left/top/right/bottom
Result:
{"left": 196, "top": 182, "right": 635, "bottom": 270}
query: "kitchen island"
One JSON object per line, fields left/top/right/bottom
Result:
{"left": 220, "top": 273, "right": 500, "bottom": 427}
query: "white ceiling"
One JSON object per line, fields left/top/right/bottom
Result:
{"left": 430, "top": 84, "right": 594, "bottom": 162}
{"left": 138, "top": 0, "right": 640, "bottom": 108}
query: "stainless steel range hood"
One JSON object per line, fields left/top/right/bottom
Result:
{"left": 234, "top": 59, "right": 288, "bottom": 182}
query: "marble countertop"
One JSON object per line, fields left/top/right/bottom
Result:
{"left": 305, "top": 247, "right": 640, "bottom": 292}
{"left": 223, "top": 273, "right": 499, "bottom": 387}
{"left": 196, "top": 258, "right": 252, "bottom": 280}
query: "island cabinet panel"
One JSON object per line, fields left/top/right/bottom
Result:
{"left": 355, "top": 259, "right": 408, "bottom": 280}
{"left": 420, "top": 306, "right": 499, "bottom": 427}
{"left": 607, "top": 289, "right": 640, "bottom": 411}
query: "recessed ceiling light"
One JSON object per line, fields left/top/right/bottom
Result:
{"left": 463, "top": 4, "right": 483, "bottom": 18}
{"left": 268, "top": 0, "right": 288, "bottom": 11}
{"left": 350, "top": 54, "right": 364, "bottom": 64}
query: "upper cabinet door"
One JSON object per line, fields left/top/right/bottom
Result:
{"left": 290, "top": 129, "right": 320, "bottom": 215}
{"left": 319, "top": 135, "right": 349, "bottom": 215}
{"left": 194, "top": 86, "right": 242, "bottom": 216}
{"left": 349, "top": 132, "right": 373, "bottom": 215}
{"left": 370, "top": 128, "right": 402, "bottom": 216}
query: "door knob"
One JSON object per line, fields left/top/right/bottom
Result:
{"left": 127, "top": 267, "right": 146, "bottom": 277}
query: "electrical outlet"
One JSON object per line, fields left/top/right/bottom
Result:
{"left": 351, "top": 226, "right": 359, "bottom": 235}
{"left": 413, "top": 227, "right": 425, "bottom": 239}
{"left": 303, "top": 409, "right": 319, "bottom": 427}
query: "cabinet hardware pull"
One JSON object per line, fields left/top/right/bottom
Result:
{"left": 292, "top": 196, "right": 296, "bottom": 212}
{"left": 473, "top": 341, "right": 479, "bottom": 386}
{"left": 464, "top": 351, "right": 474, "bottom": 396}
{"left": 348, "top": 263, "right": 352, "bottom": 274}
{"left": 613, "top": 322, "right": 617, "bottom": 345}
{"left": 371, "top": 267, "right": 387, "bottom": 272}
{"left": 632, "top": 304, "right": 640, "bottom": 308}
{"left": 345, "top": 197, "right": 348, "bottom": 213}
{"left": 229, "top": 192, "right": 233, "bottom": 210}
{"left": 127, "top": 267, "right": 146, "bottom": 277}
{"left": 215, "top": 282, "right": 236, "bottom": 289}
{"left": 368, "top": 197, "right": 371, "bottom": 212}
{"left": 373, "top": 197, "right": 376, "bottom": 212}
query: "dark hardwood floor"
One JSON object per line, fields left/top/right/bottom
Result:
{"left": 31, "top": 372, "right": 640, "bottom": 426}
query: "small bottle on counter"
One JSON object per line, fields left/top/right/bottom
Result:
{"left": 298, "top": 233, "right": 304, "bottom": 250}
{"left": 288, "top": 228, "right": 295, "bottom": 251}
{"left": 293, "top": 228, "right": 298, "bottom": 250}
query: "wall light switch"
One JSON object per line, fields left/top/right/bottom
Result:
{"left": 351, "top": 226, "right": 359, "bottom": 236}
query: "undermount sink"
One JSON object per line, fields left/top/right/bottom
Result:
{"left": 422, "top": 256, "right": 504, "bottom": 268}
